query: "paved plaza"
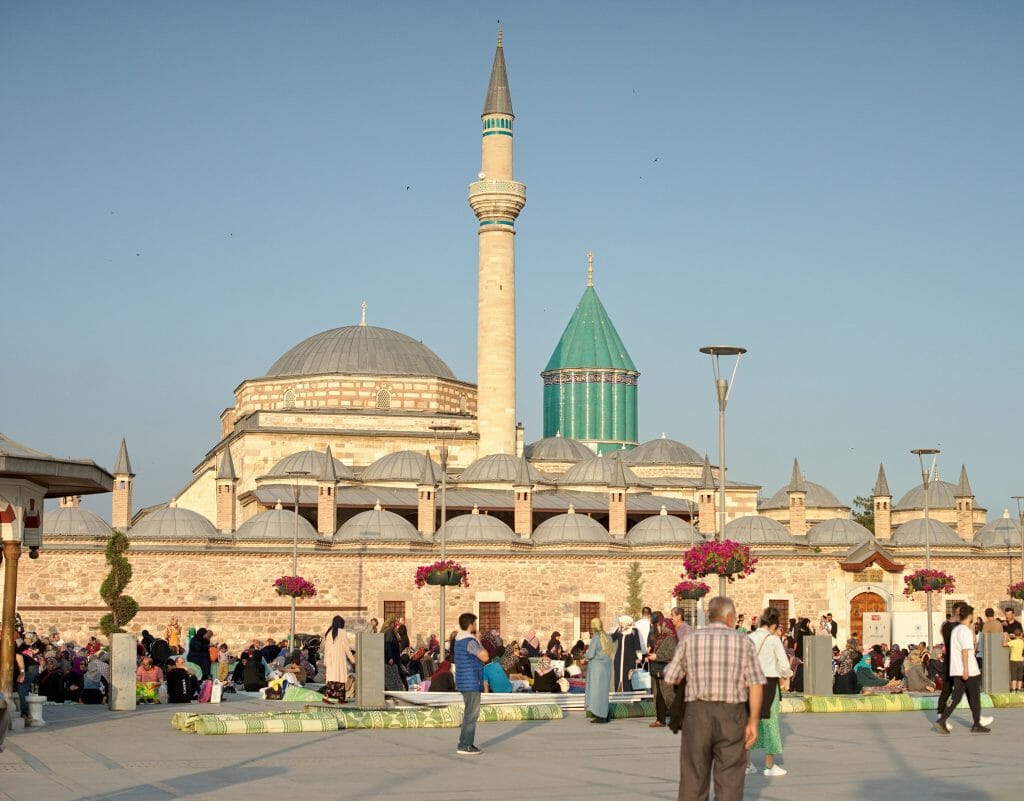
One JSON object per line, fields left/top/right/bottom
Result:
{"left": 1, "top": 700, "right": 1021, "bottom": 801}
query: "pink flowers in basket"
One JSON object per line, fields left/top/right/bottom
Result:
{"left": 1006, "top": 581, "right": 1024, "bottom": 601}
{"left": 414, "top": 559, "right": 469, "bottom": 589}
{"left": 273, "top": 575, "right": 317, "bottom": 599}
{"left": 903, "top": 568, "right": 955, "bottom": 596}
{"left": 672, "top": 580, "right": 712, "bottom": 600}
{"left": 682, "top": 539, "right": 756, "bottom": 582}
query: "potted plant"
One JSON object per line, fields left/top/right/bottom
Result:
{"left": 1007, "top": 581, "right": 1024, "bottom": 601}
{"left": 673, "top": 579, "right": 711, "bottom": 601}
{"left": 902, "top": 568, "right": 955, "bottom": 596}
{"left": 414, "top": 559, "right": 469, "bottom": 589}
{"left": 272, "top": 575, "right": 318, "bottom": 599}
{"left": 682, "top": 540, "right": 757, "bottom": 583}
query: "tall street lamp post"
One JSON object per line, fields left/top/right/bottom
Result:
{"left": 287, "top": 469, "right": 310, "bottom": 652}
{"left": 430, "top": 425, "right": 460, "bottom": 660}
{"left": 699, "top": 345, "right": 746, "bottom": 597}
{"left": 911, "top": 449, "right": 939, "bottom": 647}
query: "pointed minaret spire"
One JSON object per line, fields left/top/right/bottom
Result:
{"left": 955, "top": 464, "right": 973, "bottom": 497}
{"left": 586, "top": 251, "right": 594, "bottom": 287}
{"left": 483, "top": 24, "right": 513, "bottom": 116}
{"left": 112, "top": 438, "right": 134, "bottom": 531}
{"left": 216, "top": 449, "right": 237, "bottom": 480}
{"left": 113, "top": 438, "right": 134, "bottom": 476}
{"left": 872, "top": 463, "right": 890, "bottom": 497}
{"left": 699, "top": 455, "right": 715, "bottom": 490}
{"left": 320, "top": 446, "right": 338, "bottom": 482}
{"left": 788, "top": 458, "right": 807, "bottom": 493}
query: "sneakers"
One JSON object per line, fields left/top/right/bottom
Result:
{"left": 745, "top": 765, "right": 757, "bottom": 775}
{"left": 979, "top": 715, "right": 994, "bottom": 727}
{"left": 970, "top": 725, "right": 991, "bottom": 734}
{"left": 764, "top": 765, "right": 788, "bottom": 777}
{"left": 456, "top": 745, "right": 482, "bottom": 755}
{"left": 933, "top": 721, "right": 950, "bottom": 735}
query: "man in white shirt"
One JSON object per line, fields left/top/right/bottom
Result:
{"left": 935, "top": 604, "right": 991, "bottom": 734}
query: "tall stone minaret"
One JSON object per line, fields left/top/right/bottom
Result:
{"left": 469, "top": 26, "right": 526, "bottom": 457}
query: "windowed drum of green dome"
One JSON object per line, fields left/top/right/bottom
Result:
{"left": 541, "top": 270, "right": 639, "bottom": 453}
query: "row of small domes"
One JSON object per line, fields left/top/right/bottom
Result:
{"left": 263, "top": 445, "right": 978, "bottom": 516}
{"left": 45, "top": 503, "right": 1020, "bottom": 548}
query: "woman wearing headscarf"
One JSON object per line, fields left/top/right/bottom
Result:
{"left": 532, "top": 656, "right": 560, "bottom": 693}
{"left": 428, "top": 659, "right": 456, "bottom": 692}
{"left": 481, "top": 629, "right": 503, "bottom": 660}
{"left": 165, "top": 617, "right": 183, "bottom": 654}
{"left": 747, "top": 607, "right": 793, "bottom": 776}
{"left": 646, "top": 614, "right": 678, "bottom": 727}
{"left": 903, "top": 645, "right": 936, "bottom": 692}
{"left": 545, "top": 631, "right": 563, "bottom": 660}
{"left": 520, "top": 630, "right": 541, "bottom": 657}
{"left": 886, "top": 644, "right": 906, "bottom": 681}
{"left": 611, "top": 616, "right": 642, "bottom": 692}
{"left": 38, "top": 656, "right": 67, "bottom": 704}
{"left": 854, "top": 652, "right": 903, "bottom": 694}
{"left": 833, "top": 639, "right": 860, "bottom": 694}
{"left": 382, "top": 617, "right": 405, "bottom": 691}
{"left": 187, "top": 627, "right": 212, "bottom": 680}
{"left": 322, "top": 615, "right": 355, "bottom": 702}
{"left": 584, "top": 618, "right": 615, "bottom": 723}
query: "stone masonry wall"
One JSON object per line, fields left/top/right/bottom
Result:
{"left": 4, "top": 544, "right": 1015, "bottom": 655}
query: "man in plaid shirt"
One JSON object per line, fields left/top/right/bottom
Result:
{"left": 665, "top": 596, "right": 765, "bottom": 801}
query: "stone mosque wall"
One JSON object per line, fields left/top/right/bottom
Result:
{"left": 7, "top": 543, "right": 1014, "bottom": 653}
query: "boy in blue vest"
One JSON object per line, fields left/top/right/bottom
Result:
{"left": 454, "top": 612, "right": 490, "bottom": 755}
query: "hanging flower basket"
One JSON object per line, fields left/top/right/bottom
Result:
{"left": 1007, "top": 581, "right": 1024, "bottom": 601}
{"left": 902, "top": 568, "right": 955, "bottom": 596}
{"left": 682, "top": 540, "right": 757, "bottom": 583}
{"left": 273, "top": 575, "right": 317, "bottom": 599}
{"left": 414, "top": 560, "right": 469, "bottom": 589}
{"left": 673, "top": 580, "right": 711, "bottom": 601}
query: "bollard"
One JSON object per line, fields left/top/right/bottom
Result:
{"left": 25, "top": 694, "right": 46, "bottom": 727}
{"left": 108, "top": 632, "right": 138, "bottom": 711}
{"left": 802, "top": 635, "right": 836, "bottom": 696}
{"left": 354, "top": 632, "right": 386, "bottom": 709}
{"left": 981, "top": 632, "right": 1009, "bottom": 695}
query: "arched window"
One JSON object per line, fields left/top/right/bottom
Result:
{"left": 376, "top": 387, "right": 392, "bottom": 410}
{"left": 459, "top": 394, "right": 467, "bottom": 414}
{"left": 283, "top": 388, "right": 296, "bottom": 410}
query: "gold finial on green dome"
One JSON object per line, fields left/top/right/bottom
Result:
{"left": 586, "top": 251, "right": 594, "bottom": 287}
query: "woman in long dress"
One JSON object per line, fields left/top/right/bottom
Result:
{"left": 322, "top": 615, "right": 355, "bottom": 702}
{"left": 747, "top": 607, "right": 793, "bottom": 776}
{"left": 584, "top": 617, "right": 615, "bottom": 723}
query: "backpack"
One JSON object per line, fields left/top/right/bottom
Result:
{"left": 197, "top": 679, "right": 213, "bottom": 703}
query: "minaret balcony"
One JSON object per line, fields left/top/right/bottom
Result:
{"left": 468, "top": 180, "right": 526, "bottom": 221}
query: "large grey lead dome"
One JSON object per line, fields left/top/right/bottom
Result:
{"left": 266, "top": 325, "right": 456, "bottom": 380}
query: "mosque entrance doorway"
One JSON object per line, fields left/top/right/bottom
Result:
{"left": 849, "top": 592, "right": 887, "bottom": 642}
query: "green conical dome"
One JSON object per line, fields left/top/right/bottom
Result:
{"left": 541, "top": 257, "right": 639, "bottom": 452}
{"left": 544, "top": 286, "right": 636, "bottom": 371}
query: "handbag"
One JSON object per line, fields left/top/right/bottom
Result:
{"left": 631, "top": 664, "right": 652, "bottom": 691}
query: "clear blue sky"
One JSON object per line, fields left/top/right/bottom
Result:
{"left": 2, "top": 3, "right": 1022, "bottom": 516}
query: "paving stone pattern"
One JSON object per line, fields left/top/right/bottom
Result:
{"left": 0, "top": 699, "right": 1020, "bottom": 801}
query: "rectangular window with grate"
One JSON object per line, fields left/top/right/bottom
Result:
{"left": 678, "top": 599, "right": 699, "bottom": 627}
{"left": 383, "top": 600, "right": 405, "bottom": 626}
{"left": 580, "top": 601, "right": 601, "bottom": 631}
{"left": 768, "top": 599, "right": 790, "bottom": 632}
{"left": 478, "top": 602, "right": 501, "bottom": 636}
